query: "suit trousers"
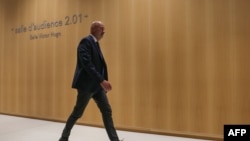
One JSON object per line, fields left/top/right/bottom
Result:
{"left": 61, "top": 89, "right": 119, "bottom": 141}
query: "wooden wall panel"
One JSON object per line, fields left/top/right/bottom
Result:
{"left": 1, "top": 0, "right": 250, "bottom": 140}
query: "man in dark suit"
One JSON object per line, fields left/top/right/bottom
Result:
{"left": 59, "top": 21, "right": 121, "bottom": 141}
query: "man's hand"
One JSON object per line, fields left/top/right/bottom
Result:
{"left": 100, "top": 80, "right": 112, "bottom": 92}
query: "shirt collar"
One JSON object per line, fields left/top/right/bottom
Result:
{"left": 90, "top": 34, "right": 98, "bottom": 42}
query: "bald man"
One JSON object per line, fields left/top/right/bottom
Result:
{"left": 59, "top": 21, "right": 121, "bottom": 141}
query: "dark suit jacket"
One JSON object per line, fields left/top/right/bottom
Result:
{"left": 72, "top": 35, "right": 108, "bottom": 92}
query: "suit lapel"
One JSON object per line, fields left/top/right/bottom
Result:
{"left": 88, "top": 35, "right": 105, "bottom": 62}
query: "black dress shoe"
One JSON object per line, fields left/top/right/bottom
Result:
{"left": 59, "top": 137, "right": 68, "bottom": 141}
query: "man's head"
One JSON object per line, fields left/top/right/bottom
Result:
{"left": 90, "top": 21, "right": 105, "bottom": 41}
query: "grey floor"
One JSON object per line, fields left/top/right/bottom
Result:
{"left": 0, "top": 114, "right": 212, "bottom": 141}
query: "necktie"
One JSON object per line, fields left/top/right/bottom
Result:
{"left": 96, "top": 42, "right": 106, "bottom": 76}
{"left": 96, "top": 42, "right": 104, "bottom": 59}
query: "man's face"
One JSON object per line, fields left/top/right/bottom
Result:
{"left": 96, "top": 26, "right": 105, "bottom": 41}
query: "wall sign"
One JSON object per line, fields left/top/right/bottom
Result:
{"left": 10, "top": 13, "right": 88, "bottom": 40}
